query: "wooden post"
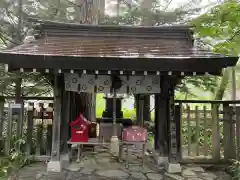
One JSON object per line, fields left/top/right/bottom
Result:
{"left": 0, "top": 96, "right": 5, "bottom": 141}
{"left": 15, "top": 76, "right": 24, "bottom": 141}
{"left": 157, "top": 76, "right": 170, "bottom": 157}
{"left": 156, "top": 76, "right": 170, "bottom": 157}
{"left": 165, "top": 76, "right": 181, "bottom": 173}
{"left": 211, "top": 104, "right": 220, "bottom": 160}
{"left": 223, "top": 104, "right": 236, "bottom": 160}
{"left": 46, "top": 103, "right": 53, "bottom": 156}
{"left": 35, "top": 103, "right": 44, "bottom": 156}
{"left": 154, "top": 94, "right": 160, "bottom": 150}
{"left": 174, "top": 104, "right": 181, "bottom": 160}
{"left": 168, "top": 81, "right": 177, "bottom": 163}
{"left": 26, "top": 102, "right": 34, "bottom": 155}
{"left": 5, "top": 104, "right": 13, "bottom": 155}
{"left": 187, "top": 105, "right": 191, "bottom": 156}
{"left": 195, "top": 106, "right": 200, "bottom": 156}
{"left": 135, "top": 94, "right": 140, "bottom": 124}
{"left": 143, "top": 95, "right": 150, "bottom": 121}
{"left": 236, "top": 106, "right": 240, "bottom": 160}
{"left": 139, "top": 95, "right": 144, "bottom": 127}
{"left": 62, "top": 91, "right": 70, "bottom": 153}
{"left": 51, "top": 74, "right": 61, "bottom": 161}
{"left": 203, "top": 106, "right": 208, "bottom": 156}
{"left": 47, "top": 74, "right": 62, "bottom": 172}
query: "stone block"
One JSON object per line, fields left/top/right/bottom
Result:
{"left": 60, "top": 154, "right": 70, "bottom": 169}
{"left": 47, "top": 161, "right": 62, "bottom": 172}
{"left": 164, "top": 162, "right": 181, "bottom": 173}
{"left": 157, "top": 156, "right": 168, "bottom": 165}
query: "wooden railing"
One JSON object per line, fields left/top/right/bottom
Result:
{"left": 176, "top": 100, "right": 240, "bottom": 163}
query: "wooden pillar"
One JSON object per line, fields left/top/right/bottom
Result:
{"left": 46, "top": 103, "right": 53, "bottom": 156}
{"left": 236, "top": 106, "right": 240, "bottom": 160}
{"left": 35, "top": 103, "right": 44, "bottom": 156}
{"left": 174, "top": 104, "right": 181, "bottom": 160}
{"left": 26, "top": 102, "right": 34, "bottom": 155}
{"left": 156, "top": 76, "right": 170, "bottom": 157}
{"left": 47, "top": 74, "right": 62, "bottom": 172}
{"left": 165, "top": 76, "right": 181, "bottom": 173}
{"left": 52, "top": 75, "right": 61, "bottom": 160}
{"left": 135, "top": 94, "right": 145, "bottom": 126}
{"left": 168, "top": 81, "right": 177, "bottom": 162}
{"left": 15, "top": 76, "right": 24, "bottom": 140}
{"left": 223, "top": 104, "right": 236, "bottom": 160}
{"left": 88, "top": 93, "right": 96, "bottom": 122}
{"left": 143, "top": 95, "right": 151, "bottom": 121}
{"left": 5, "top": 104, "right": 13, "bottom": 155}
{"left": 154, "top": 94, "right": 160, "bottom": 150}
{"left": 62, "top": 90, "right": 70, "bottom": 153}
{"left": 135, "top": 94, "right": 140, "bottom": 124}
{"left": 139, "top": 95, "right": 144, "bottom": 127}
{"left": 211, "top": 104, "right": 221, "bottom": 160}
{"left": 0, "top": 96, "right": 5, "bottom": 141}
{"left": 68, "top": 92, "right": 77, "bottom": 140}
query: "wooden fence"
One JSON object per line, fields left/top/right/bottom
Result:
{"left": 177, "top": 100, "right": 240, "bottom": 163}
{"left": 1, "top": 98, "right": 240, "bottom": 164}
{"left": 0, "top": 101, "right": 54, "bottom": 160}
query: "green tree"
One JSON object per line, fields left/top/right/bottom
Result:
{"left": 192, "top": 0, "right": 240, "bottom": 100}
{"left": 0, "top": 0, "right": 230, "bottom": 98}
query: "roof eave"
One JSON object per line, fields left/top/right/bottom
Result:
{"left": 0, "top": 52, "right": 237, "bottom": 74}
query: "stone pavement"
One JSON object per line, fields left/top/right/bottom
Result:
{"left": 10, "top": 148, "right": 231, "bottom": 180}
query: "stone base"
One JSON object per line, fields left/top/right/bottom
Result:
{"left": 47, "top": 160, "right": 62, "bottom": 172}
{"left": 60, "top": 154, "right": 70, "bottom": 169}
{"left": 110, "top": 136, "right": 119, "bottom": 154}
{"left": 157, "top": 156, "right": 168, "bottom": 165}
{"left": 164, "top": 162, "right": 181, "bottom": 173}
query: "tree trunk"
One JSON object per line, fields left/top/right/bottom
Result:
{"left": 75, "top": 0, "right": 102, "bottom": 121}
{"left": 140, "top": 0, "right": 154, "bottom": 26}
{"left": 99, "top": 0, "right": 105, "bottom": 20}
{"left": 76, "top": 0, "right": 100, "bottom": 24}
{"left": 138, "top": 0, "right": 154, "bottom": 122}
{"left": 214, "top": 68, "right": 231, "bottom": 100}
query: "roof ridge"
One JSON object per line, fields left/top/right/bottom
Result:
{"left": 31, "top": 19, "right": 194, "bottom": 42}
{"left": 29, "top": 18, "right": 193, "bottom": 29}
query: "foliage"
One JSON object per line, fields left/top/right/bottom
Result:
{"left": 228, "top": 160, "right": 240, "bottom": 179}
{"left": 192, "top": 0, "right": 240, "bottom": 55}
{"left": 192, "top": 0, "right": 240, "bottom": 100}
{"left": 0, "top": 0, "right": 222, "bottom": 97}
{"left": 0, "top": 72, "right": 52, "bottom": 97}
{"left": 0, "top": 138, "right": 35, "bottom": 178}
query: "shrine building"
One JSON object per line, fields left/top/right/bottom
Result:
{"left": 0, "top": 19, "right": 238, "bottom": 172}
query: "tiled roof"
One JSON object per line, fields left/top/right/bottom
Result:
{"left": 0, "top": 22, "right": 223, "bottom": 59}
{"left": 0, "top": 20, "right": 238, "bottom": 73}
{"left": 4, "top": 36, "right": 217, "bottom": 58}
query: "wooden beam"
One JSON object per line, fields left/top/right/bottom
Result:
{"left": 3, "top": 96, "right": 54, "bottom": 100}
{"left": 175, "top": 100, "right": 240, "bottom": 104}
{"left": 0, "top": 52, "right": 234, "bottom": 74}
